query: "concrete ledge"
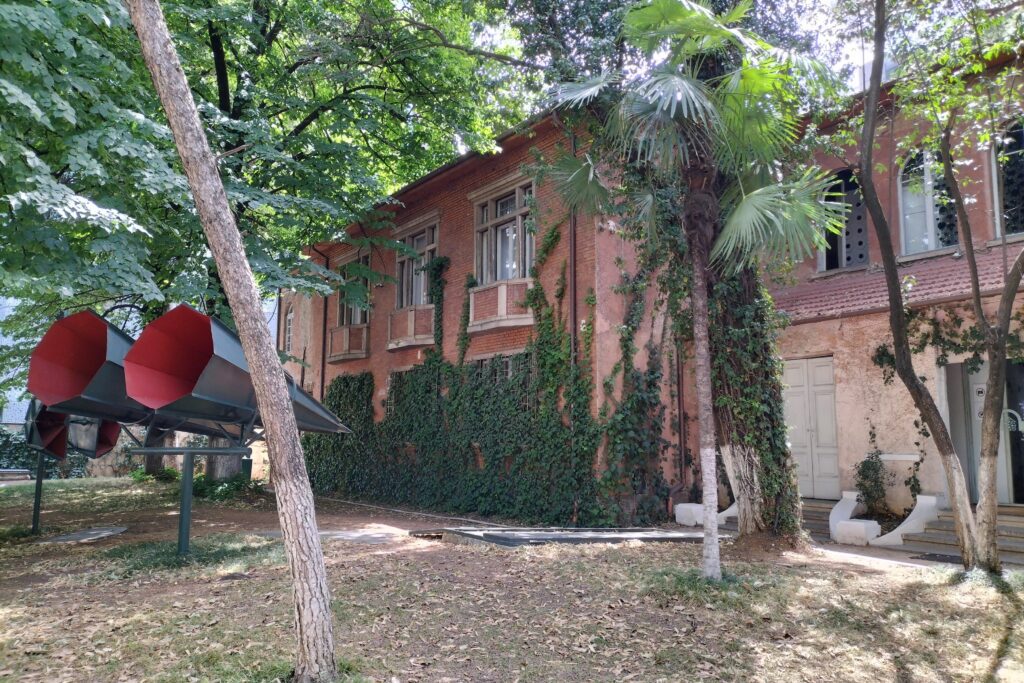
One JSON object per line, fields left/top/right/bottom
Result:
{"left": 829, "top": 491, "right": 862, "bottom": 540}
{"left": 717, "top": 502, "right": 737, "bottom": 526}
{"left": 835, "top": 519, "right": 880, "bottom": 546}
{"left": 870, "top": 494, "right": 940, "bottom": 546}
{"left": 674, "top": 503, "right": 703, "bottom": 526}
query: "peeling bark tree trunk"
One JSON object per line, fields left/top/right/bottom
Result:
{"left": 206, "top": 438, "right": 243, "bottom": 481}
{"left": 684, "top": 186, "right": 722, "bottom": 581}
{"left": 124, "top": 2, "right": 337, "bottom": 680}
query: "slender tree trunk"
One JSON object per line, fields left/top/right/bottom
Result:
{"left": 859, "top": 0, "right": 980, "bottom": 570}
{"left": 124, "top": 2, "right": 337, "bottom": 680}
{"left": 682, "top": 184, "right": 722, "bottom": 579}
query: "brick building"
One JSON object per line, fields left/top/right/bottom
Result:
{"left": 279, "top": 108, "right": 1024, "bottom": 534}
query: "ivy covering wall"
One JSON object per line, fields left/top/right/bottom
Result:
{"left": 303, "top": 228, "right": 614, "bottom": 526}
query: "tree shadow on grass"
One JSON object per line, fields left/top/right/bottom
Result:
{"left": 101, "top": 532, "right": 284, "bottom": 576}
{"left": 946, "top": 569, "right": 1024, "bottom": 682}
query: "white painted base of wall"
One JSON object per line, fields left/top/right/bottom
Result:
{"left": 673, "top": 502, "right": 738, "bottom": 527}
{"left": 828, "top": 491, "right": 862, "bottom": 540}
{"left": 870, "top": 494, "right": 940, "bottom": 546}
{"left": 835, "top": 519, "right": 881, "bottom": 546}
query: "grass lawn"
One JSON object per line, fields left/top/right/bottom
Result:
{"left": 0, "top": 479, "right": 1022, "bottom": 682}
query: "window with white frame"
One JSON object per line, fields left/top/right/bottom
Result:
{"left": 475, "top": 182, "right": 535, "bottom": 285}
{"left": 899, "top": 152, "right": 958, "bottom": 255}
{"left": 284, "top": 305, "right": 294, "bottom": 354}
{"left": 997, "top": 122, "right": 1024, "bottom": 236}
{"left": 396, "top": 226, "right": 437, "bottom": 309}
{"left": 338, "top": 253, "right": 371, "bottom": 326}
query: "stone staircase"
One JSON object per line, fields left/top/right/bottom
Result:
{"left": 719, "top": 498, "right": 832, "bottom": 542}
{"left": 901, "top": 506, "right": 1024, "bottom": 566}
{"left": 799, "top": 498, "right": 834, "bottom": 543}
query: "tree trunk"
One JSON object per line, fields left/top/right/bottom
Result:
{"left": 206, "top": 437, "right": 243, "bottom": 481}
{"left": 977, "top": 345, "right": 1008, "bottom": 571}
{"left": 124, "top": 2, "right": 337, "bottom": 680}
{"left": 683, "top": 187, "right": 722, "bottom": 580}
{"left": 858, "top": 0, "right": 980, "bottom": 571}
{"left": 144, "top": 453, "right": 164, "bottom": 475}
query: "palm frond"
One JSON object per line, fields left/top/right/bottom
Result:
{"left": 624, "top": 0, "right": 753, "bottom": 58}
{"left": 710, "top": 169, "right": 845, "bottom": 274}
{"left": 548, "top": 153, "right": 611, "bottom": 214}
{"left": 636, "top": 69, "right": 717, "bottom": 125}
{"left": 712, "top": 59, "right": 799, "bottom": 172}
{"left": 607, "top": 92, "right": 712, "bottom": 174}
{"left": 550, "top": 72, "right": 620, "bottom": 110}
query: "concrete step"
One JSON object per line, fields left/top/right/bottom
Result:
{"left": 903, "top": 530, "right": 1024, "bottom": 554}
{"left": 900, "top": 540, "right": 1024, "bottom": 567}
{"left": 928, "top": 519, "right": 1024, "bottom": 539}
{"left": 939, "top": 506, "right": 1024, "bottom": 523}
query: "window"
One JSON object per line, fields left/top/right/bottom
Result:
{"left": 821, "top": 170, "right": 868, "bottom": 271}
{"left": 899, "top": 152, "right": 958, "bottom": 255}
{"left": 396, "top": 226, "right": 437, "bottom": 309}
{"left": 476, "top": 183, "right": 535, "bottom": 285}
{"left": 284, "top": 306, "right": 294, "bottom": 354}
{"left": 338, "top": 253, "right": 371, "bottom": 326}
{"left": 997, "top": 122, "right": 1024, "bottom": 236}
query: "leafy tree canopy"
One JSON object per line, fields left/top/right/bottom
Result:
{"left": 0, "top": 0, "right": 530, "bottom": 405}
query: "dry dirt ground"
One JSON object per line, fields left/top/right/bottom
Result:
{"left": 1, "top": 479, "right": 1023, "bottom": 682}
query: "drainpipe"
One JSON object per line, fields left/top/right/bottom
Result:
{"left": 275, "top": 289, "right": 282, "bottom": 351}
{"left": 310, "top": 245, "right": 329, "bottom": 401}
{"left": 569, "top": 132, "right": 579, "bottom": 365}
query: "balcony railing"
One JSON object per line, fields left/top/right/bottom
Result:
{"left": 388, "top": 304, "right": 435, "bottom": 350}
{"left": 468, "top": 278, "right": 533, "bottom": 333}
{"left": 327, "top": 324, "right": 369, "bottom": 362}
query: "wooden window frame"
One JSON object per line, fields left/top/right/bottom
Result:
{"left": 284, "top": 305, "right": 294, "bottom": 354}
{"left": 396, "top": 225, "right": 438, "bottom": 310}
{"left": 337, "top": 253, "right": 371, "bottom": 327}
{"left": 475, "top": 182, "right": 535, "bottom": 286}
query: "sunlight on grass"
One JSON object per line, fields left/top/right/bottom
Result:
{"left": 99, "top": 533, "right": 284, "bottom": 579}
{"left": 642, "top": 565, "right": 781, "bottom": 609}
{"left": 0, "top": 477, "right": 179, "bottom": 515}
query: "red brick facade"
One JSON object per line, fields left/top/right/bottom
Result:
{"left": 278, "top": 117, "right": 602, "bottom": 423}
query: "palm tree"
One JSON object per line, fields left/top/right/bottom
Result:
{"left": 552, "top": 0, "right": 844, "bottom": 579}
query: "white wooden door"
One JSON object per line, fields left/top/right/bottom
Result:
{"left": 783, "top": 357, "right": 840, "bottom": 500}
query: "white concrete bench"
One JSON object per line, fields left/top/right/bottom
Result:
{"left": 835, "top": 519, "right": 881, "bottom": 546}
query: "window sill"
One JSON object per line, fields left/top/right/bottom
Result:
{"left": 387, "top": 305, "right": 435, "bottom": 350}
{"left": 896, "top": 245, "right": 960, "bottom": 264}
{"left": 986, "top": 231, "right": 1024, "bottom": 248}
{"left": 327, "top": 325, "right": 368, "bottom": 361}
{"left": 327, "top": 350, "right": 369, "bottom": 362}
{"left": 810, "top": 264, "right": 869, "bottom": 280}
{"left": 386, "top": 336, "right": 434, "bottom": 351}
{"left": 468, "top": 278, "right": 533, "bottom": 334}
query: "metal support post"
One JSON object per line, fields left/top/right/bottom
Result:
{"left": 31, "top": 450, "right": 45, "bottom": 535}
{"left": 178, "top": 451, "right": 194, "bottom": 556}
{"left": 128, "top": 445, "right": 249, "bottom": 556}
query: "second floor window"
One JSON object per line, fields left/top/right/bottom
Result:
{"left": 821, "top": 170, "right": 868, "bottom": 271}
{"left": 396, "top": 226, "right": 437, "bottom": 309}
{"left": 284, "top": 305, "right": 294, "bottom": 354}
{"left": 998, "top": 122, "right": 1024, "bottom": 236}
{"left": 476, "top": 183, "right": 534, "bottom": 285}
{"left": 900, "top": 152, "right": 958, "bottom": 256}
{"left": 338, "top": 253, "right": 371, "bottom": 326}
